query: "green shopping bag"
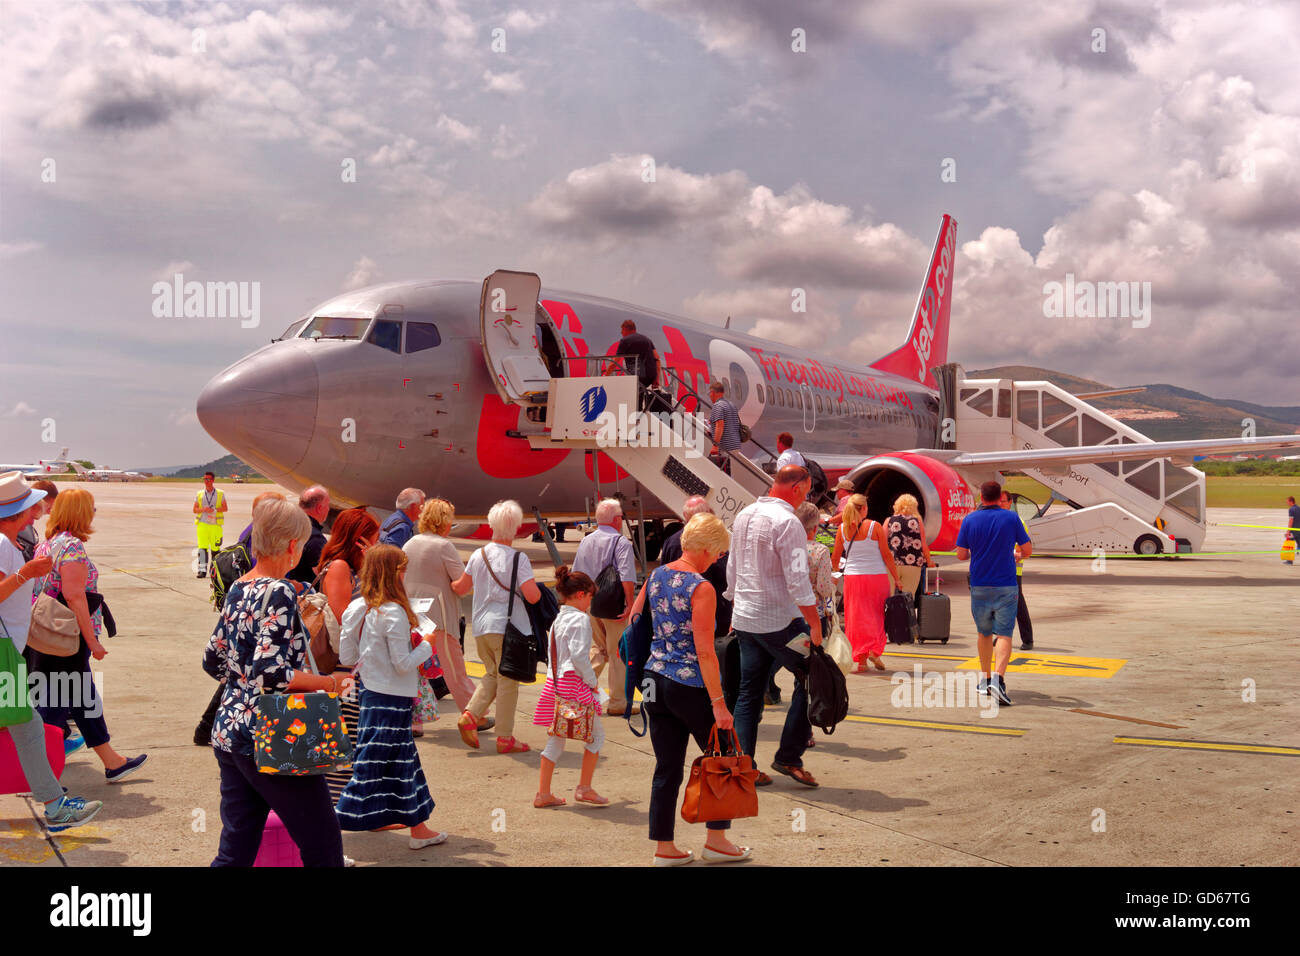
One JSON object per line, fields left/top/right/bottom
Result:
{"left": 0, "top": 619, "right": 33, "bottom": 729}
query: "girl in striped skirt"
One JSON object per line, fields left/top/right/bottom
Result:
{"left": 533, "top": 566, "right": 609, "bottom": 808}
{"left": 337, "top": 544, "right": 448, "bottom": 850}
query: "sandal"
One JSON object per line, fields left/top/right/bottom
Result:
{"left": 574, "top": 786, "right": 610, "bottom": 807}
{"left": 496, "top": 736, "right": 531, "bottom": 754}
{"left": 771, "top": 761, "right": 820, "bottom": 788}
{"left": 872, "top": 655, "right": 886, "bottom": 671}
{"left": 534, "top": 794, "right": 567, "bottom": 808}
{"left": 457, "top": 711, "right": 480, "bottom": 749}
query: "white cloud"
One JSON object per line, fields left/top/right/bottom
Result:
{"left": 0, "top": 241, "right": 43, "bottom": 259}
{"left": 5, "top": 402, "right": 37, "bottom": 418}
{"left": 343, "top": 256, "right": 382, "bottom": 291}
{"left": 435, "top": 114, "right": 480, "bottom": 144}
{"left": 157, "top": 260, "right": 195, "bottom": 280}
{"left": 503, "top": 10, "right": 551, "bottom": 34}
{"left": 483, "top": 70, "right": 526, "bottom": 94}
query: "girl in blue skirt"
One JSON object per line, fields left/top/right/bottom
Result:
{"left": 338, "top": 544, "right": 448, "bottom": 850}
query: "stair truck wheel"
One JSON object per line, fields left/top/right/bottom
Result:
{"left": 1134, "top": 534, "right": 1163, "bottom": 556}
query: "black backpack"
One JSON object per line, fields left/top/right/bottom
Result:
{"left": 209, "top": 542, "right": 252, "bottom": 611}
{"left": 589, "top": 535, "right": 629, "bottom": 619}
{"left": 803, "top": 457, "right": 829, "bottom": 506}
{"left": 806, "top": 643, "right": 849, "bottom": 734}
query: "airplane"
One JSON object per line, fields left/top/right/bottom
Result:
{"left": 0, "top": 448, "right": 74, "bottom": 475}
{"left": 196, "top": 214, "right": 1300, "bottom": 556}
{"left": 69, "top": 463, "right": 147, "bottom": 482}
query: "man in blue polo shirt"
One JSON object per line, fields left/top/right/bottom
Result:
{"left": 955, "top": 480, "right": 1032, "bottom": 705}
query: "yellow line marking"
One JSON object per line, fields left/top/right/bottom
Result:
{"left": 957, "top": 653, "right": 1127, "bottom": 678}
{"left": 841, "top": 714, "right": 1024, "bottom": 736}
{"left": 1113, "top": 736, "right": 1300, "bottom": 756}
{"left": 883, "top": 651, "right": 968, "bottom": 662}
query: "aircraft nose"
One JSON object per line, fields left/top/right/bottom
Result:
{"left": 196, "top": 347, "right": 319, "bottom": 480}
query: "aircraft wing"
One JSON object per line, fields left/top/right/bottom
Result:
{"left": 947, "top": 434, "right": 1300, "bottom": 471}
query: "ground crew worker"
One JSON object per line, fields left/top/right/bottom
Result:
{"left": 194, "top": 471, "right": 228, "bottom": 577}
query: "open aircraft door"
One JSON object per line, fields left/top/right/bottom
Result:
{"left": 480, "top": 270, "right": 552, "bottom": 403}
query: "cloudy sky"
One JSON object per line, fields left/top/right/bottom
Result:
{"left": 2, "top": 0, "right": 1298, "bottom": 467}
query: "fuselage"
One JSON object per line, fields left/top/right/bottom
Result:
{"left": 197, "top": 279, "right": 942, "bottom": 518}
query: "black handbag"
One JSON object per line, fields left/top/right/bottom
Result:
{"left": 589, "top": 536, "right": 628, "bottom": 619}
{"left": 490, "top": 551, "right": 543, "bottom": 684}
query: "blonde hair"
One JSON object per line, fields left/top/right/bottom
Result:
{"left": 840, "top": 494, "right": 869, "bottom": 531}
{"left": 359, "top": 544, "right": 418, "bottom": 628}
{"left": 45, "top": 488, "right": 94, "bottom": 542}
{"left": 251, "top": 497, "right": 311, "bottom": 560}
{"left": 680, "top": 512, "right": 729, "bottom": 555}
{"left": 893, "top": 494, "right": 920, "bottom": 518}
{"left": 417, "top": 497, "right": 455, "bottom": 535}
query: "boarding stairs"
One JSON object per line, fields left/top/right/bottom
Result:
{"left": 526, "top": 374, "right": 771, "bottom": 528}
{"left": 953, "top": 372, "right": 1206, "bottom": 553}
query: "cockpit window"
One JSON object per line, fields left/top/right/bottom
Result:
{"left": 277, "top": 318, "right": 308, "bottom": 341}
{"left": 367, "top": 319, "right": 402, "bottom": 354}
{"left": 405, "top": 322, "right": 441, "bottom": 353}
{"left": 300, "top": 316, "right": 369, "bottom": 340}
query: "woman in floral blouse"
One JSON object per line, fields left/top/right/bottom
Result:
{"left": 886, "top": 494, "right": 934, "bottom": 608}
{"left": 202, "top": 497, "right": 346, "bottom": 867}
{"left": 627, "top": 513, "right": 751, "bottom": 867}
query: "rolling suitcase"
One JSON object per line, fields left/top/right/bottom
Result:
{"left": 884, "top": 589, "right": 916, "bottom": 644}
{"left": 916, "top": 569, "right": 950, "bottom": 645}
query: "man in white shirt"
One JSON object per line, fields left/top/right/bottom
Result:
{"left": 572, "top": 498, "right": 638, "bottom": 716}
{"left": 774, "top": 432, "right": 806, "bottom": 472}
{"left": 726, "top": 465, "right": 824, "bottom": 788}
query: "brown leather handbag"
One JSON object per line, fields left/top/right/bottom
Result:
{"left": 681, "top": 726, "right": 760, "bottom": 824}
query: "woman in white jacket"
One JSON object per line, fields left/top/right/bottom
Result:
{"left": 531, "top": 566, "right": 609, "bottom": 808}
{"left": 336, "top": 544, "right": 449, "bottom": 850}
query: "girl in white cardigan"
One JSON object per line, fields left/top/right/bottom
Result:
{"left": 337, "top": 544, "right": 448, "bottom": 850}
{"left": 532, "top": 566, "right": 609, "bottom": 808}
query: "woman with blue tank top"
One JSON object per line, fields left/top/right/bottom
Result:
{"left": 831, "top": 494, "right": 902, "bottom": 672}
{"left": 628, "top": 513, "right": 752, "bottom": 867}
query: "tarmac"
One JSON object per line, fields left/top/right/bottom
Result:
{"left": 1, "top": 481, "right": 1296, "bottom": 867}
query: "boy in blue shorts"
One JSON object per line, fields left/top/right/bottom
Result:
{"left": 955, "top": 481, "right": 1032, "bottom": 705}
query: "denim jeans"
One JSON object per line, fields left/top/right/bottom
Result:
{"left": 733, "top": 618, "right": 813, "bottom": 768}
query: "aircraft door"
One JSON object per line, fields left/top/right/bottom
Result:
{"left": 480, "top": 270, "right": 553, "bottom": 402}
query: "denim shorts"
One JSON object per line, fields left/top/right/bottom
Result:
{"left": 969, "top": 585, "right": 1019, "bottom": 637}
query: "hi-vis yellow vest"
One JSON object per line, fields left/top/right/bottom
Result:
{"left": 196, "top": 489, "right": 226, "bottom": 526}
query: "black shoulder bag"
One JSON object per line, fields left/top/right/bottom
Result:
{"left": 488, "top": 550, "right": 543, "bottom": 684}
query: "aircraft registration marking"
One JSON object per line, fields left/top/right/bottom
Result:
{"left": 956, "top": 654, "right": 1127, "bottom": 678}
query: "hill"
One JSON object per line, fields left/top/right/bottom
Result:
{"left": 170, "top": 454, "right": 268, "bottom": 480}
{"left": 967, "top": 366, "right": 1300, "bottom": 442}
